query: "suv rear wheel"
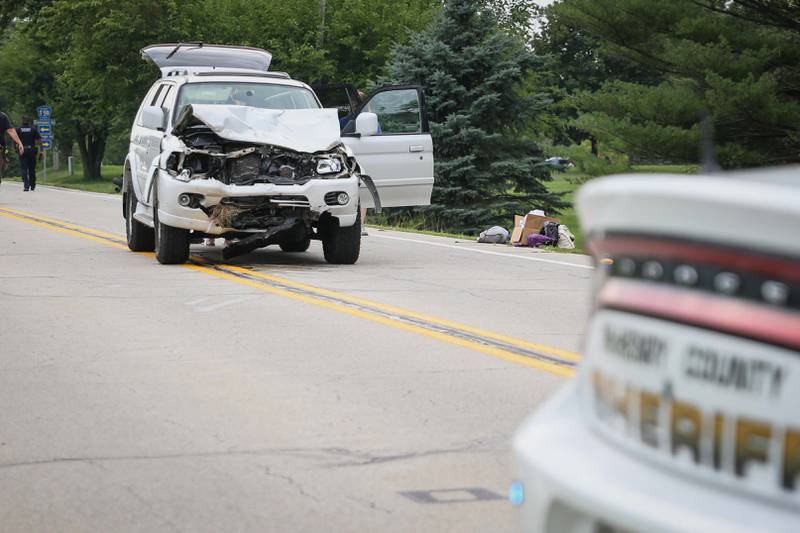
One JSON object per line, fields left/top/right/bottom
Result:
{"left": 322, "top": 209, "right": 361, "bottom": 264}
{"left": 125, "top": 189, "right": 155, "bottom": 252}
{"left": 154, "top": 189, "right": 190, "bottom": 265}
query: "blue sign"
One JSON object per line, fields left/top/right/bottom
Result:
{"left": 34, "top": 105, "right": 54, "bottom": 150}
{"left": 36, "top": 105, "right": 53, "bottom": 121}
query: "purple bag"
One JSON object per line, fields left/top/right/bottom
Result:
{"left": 526, "top": 233, "right": 555, "bottom": 247}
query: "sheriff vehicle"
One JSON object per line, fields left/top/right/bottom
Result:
{"left": 123, "top": 43, "right": 433, "bottom": 264}
{"left": 512, "top": 168, "right": 800, "bottom": 532}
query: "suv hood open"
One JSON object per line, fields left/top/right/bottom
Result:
{"left": 172, "top": 105, "right": 342, "bottom": 153}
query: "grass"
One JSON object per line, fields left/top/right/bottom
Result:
{"left": 545, "top": 163, "right": 700, "bottom": 253}
{"left": 5, "top": 164, "right": 122, "bottom": 194}
{"left": 632, "top": 164, "right": 698, "bottom": 174}
{"left": 546, "top": 172, "right": 584, "bottom": 251}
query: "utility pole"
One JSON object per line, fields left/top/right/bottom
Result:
{"left": 317, "top": 0, "right": 327, "bottom": 49}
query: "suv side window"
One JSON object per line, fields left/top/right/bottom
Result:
{"left": 157, "top": 84, "right": 174, "bottom": 112}
{"left": 156, "top": 85, "right": 172, "bottom": 108}
{"left": 150, "top": 84, "right": 166, "bottom": 106}
{"left": 135, "top": 83, "right": 163, "bottom": 127}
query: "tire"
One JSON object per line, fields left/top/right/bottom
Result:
{"left": 322, "top": 209, "right": 361, "bottom": 264}
{"left": 279, "top": 237, "right": 311, "bottom": 253}
{"left": 153, "top": 188, "right": 190, "bottom": 265}
{"left": 125, "top": 189, "right": 155, "bottom": 252}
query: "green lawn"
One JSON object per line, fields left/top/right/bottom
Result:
{"left": 545, "top": 163, "right": 700, "bottom": 253}
{"left": 5, "top": 164, "right": 122, "bottom": 194}
{"left": 546, "top": 173, "right": 584, "bottom": 252}
{"left": 632, "top": 164, "right": 698, "bottom": 174}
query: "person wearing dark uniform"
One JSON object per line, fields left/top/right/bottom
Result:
{"left": 16, "top": 116, "right": 42, "bottom": 191}
{"left": 0, "top": 111, "right": 24, "bottom": 185}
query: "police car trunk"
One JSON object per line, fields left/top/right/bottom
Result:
{"left": 512, "top": 167, "right": 800, "bottom": 533}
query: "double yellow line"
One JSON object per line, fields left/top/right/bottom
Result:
{"left": 0, "top": 206, "right": 581, "bottom": 377}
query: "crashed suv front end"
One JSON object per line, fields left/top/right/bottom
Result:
{"left": 153, "top": 104, "right": 369, "bottom": 258}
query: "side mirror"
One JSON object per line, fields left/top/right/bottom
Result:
{"left": 141, "top": 106, "right": 166, "bottom": 131}
{"left": 355, "top": 112, "right": 380, "bottom": 137}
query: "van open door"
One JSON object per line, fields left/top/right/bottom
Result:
{"left": 339, "top": 85, "right": 434, "bottom": 208}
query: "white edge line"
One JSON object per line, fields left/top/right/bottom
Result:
{"left": 4, "top": 180, "right": 119, "bottom": 201}
{"left": 369, "top": 233, "right": 595, "bottom": 270}
{"left": 38, "top": 185, "right": 119, "bottom": 201}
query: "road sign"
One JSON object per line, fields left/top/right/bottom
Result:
{"left": 36, "top": 105, "right": 52, "bottom": 121}
{"left": 34, "top": 105, "right": 54, "bottom": 151}
{"left": 35, "top": 105, "right": 55, "bottom": 182}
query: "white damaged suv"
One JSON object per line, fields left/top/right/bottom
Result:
{"left": 123, "top": 43, "right": 434, "bottom": 264}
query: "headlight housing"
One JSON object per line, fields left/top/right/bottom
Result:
{"left": 316, "top": 157, "right": 343, "bottom": 175}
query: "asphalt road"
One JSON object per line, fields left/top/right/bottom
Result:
{"left": 0, "top": 181, "right": 593, "bottom": 532}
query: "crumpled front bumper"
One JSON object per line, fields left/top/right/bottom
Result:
{"left": 511, "top": 382, "right": 799, "bottom": 533}
{"left": 155, "top": 170, "right": 360, "bottom": 234}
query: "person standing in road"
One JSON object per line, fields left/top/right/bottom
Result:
{"left": 0, "top": 111, "right": 25, "bottom": 186}
{"left": 16, "top": 116, "right": 42, "bottom": 191}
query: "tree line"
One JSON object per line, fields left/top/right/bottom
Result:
{"left": 534, "top": 0, "right": 800, "bottom": 168}
{"left": 0, "top": 0, "right": 797, "bottom": 232}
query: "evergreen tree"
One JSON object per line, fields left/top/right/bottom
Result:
{"left": 531, "top": 3, "right": 662, "bottom": 150}
{"left": 558, "top": 0, "right": 800, "bottom": 168}
{"left": 381, "top": 0, "right": 565, "bottom": 234}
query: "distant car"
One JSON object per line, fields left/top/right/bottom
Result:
{"left": 545, "top": 156, "right": 574, "bottom": 170}
{"left": 512, "top": 168, "right": 800, "bottom": 532}
{"left": 123, "top": 43, "right": 434, "bottom": 264}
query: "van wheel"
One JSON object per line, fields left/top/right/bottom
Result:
{"left": 154, "top": 194, "right": 190, "bottom": 265}
{"left": 280, "top": 237, "right": 311, "bottom": 252}
{"left": 322, "top": 210, "right": 361, "bottom": 264}
{"left": 125, "top": 190, "right": 154, "bottom": 252}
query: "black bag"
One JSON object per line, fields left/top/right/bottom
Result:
{"left": 541, "top": 221, "right": 560, "bottom": 245}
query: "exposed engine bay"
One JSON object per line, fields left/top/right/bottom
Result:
{"left": 165, "top": 129, "right": 353, "bottom": 186}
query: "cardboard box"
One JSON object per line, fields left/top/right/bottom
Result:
{"left": 510, "top": 213, "right": 561, "bottom": 245}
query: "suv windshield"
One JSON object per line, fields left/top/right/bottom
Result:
{"left": 175, "top": 82, "right": 319, "bottom": 116}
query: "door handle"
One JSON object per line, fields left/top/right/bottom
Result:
{"left": 409, "top": 145, "right": 424, "bottom": 153}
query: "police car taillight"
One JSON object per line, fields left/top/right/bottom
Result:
{"left": 587, "top": 234, "right": 800, "bottom": 351}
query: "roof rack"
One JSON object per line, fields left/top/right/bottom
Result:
{"left": 193, "top": 71, "right": 291, "bottom": 79}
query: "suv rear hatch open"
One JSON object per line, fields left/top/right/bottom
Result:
{"left": 141, "top": 43, "right": 272, "bottom": 76}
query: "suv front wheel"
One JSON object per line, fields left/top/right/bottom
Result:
{"left": 322, "top": 209, "right": 361, "bottom": 264}
{"left": 154, "top": 188, "right": 190, "bottom": 264}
